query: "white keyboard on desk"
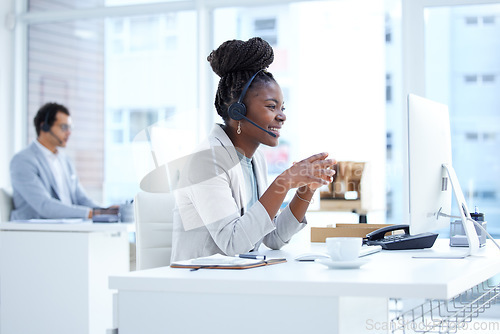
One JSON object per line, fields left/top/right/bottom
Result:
{"left": 294, "top": 245, "right": 382, "bottom": 261}
{"left": 359, "top": 244, "right": 382, "bottom": 257}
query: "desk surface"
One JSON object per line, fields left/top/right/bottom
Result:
{"left": 109, "top": 238, "right": 500, "bottom": 300}
{"left": 0, "top": 221, "right": 131, "bottom": 232}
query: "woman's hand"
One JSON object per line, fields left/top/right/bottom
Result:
{"left": 276, "top": 152, "right": 336, "bottom": 193}
{"left": 260, "top": 152, "right": 335, "bottom": 221}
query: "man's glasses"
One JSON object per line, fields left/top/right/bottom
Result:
{"left": 58, "top": 124, "right": 72, "bottom": 132}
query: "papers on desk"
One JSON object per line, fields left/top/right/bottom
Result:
{"left": 12, "top": 218, "right": 86, "bottom": 224}
{"left": 171, "top": 254, "right": 286, "bottom": 270}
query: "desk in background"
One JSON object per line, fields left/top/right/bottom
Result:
{"left": 0, "top": 221, "right": 130, "bottom": 334}
{"left": 109, "top": 235, "right": 500, "bottom": 334}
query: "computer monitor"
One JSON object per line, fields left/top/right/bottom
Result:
{"left": 406, "top": 94, "right": 479, "bottom": 257}
{"left": 407, "top": 94, "right": 452, "bottom": 235}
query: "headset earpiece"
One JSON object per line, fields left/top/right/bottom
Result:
{"left": 228, "top": 102, "right": 246, "bottom": 120}
{"left": 228, "top": 69, "right": 263, "bottom": 121}
{"left": 41, "top": 110, "right": 52, "bottom": 132}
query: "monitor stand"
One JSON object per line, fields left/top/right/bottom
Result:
{"left": 413, "top": 164, "right": 480, "bottom": 259}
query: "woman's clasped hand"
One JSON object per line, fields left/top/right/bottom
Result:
{"left": 277, "top": 152, "right": 336, "bottom": 192}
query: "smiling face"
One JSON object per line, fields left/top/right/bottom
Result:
{"left": 231, "top": 80, "right": 286, "bottom": 155}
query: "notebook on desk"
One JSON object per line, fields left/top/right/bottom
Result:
{"left": 171, "top": 254, "right": 287, "bottom": 270}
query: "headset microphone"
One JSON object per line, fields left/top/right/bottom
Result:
{"left": 227, "top": 69, "right": 277, "bottom": 138}
{"left": 229, "top": 109, "right": 277, "bottom": 137}
{"left": 42, "top": 109, "right": 64, "bottom": 145}
{"left": 48, "top": 130, "right": 64, "bottom": 145}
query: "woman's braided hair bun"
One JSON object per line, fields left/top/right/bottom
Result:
{"left": 208, "top": 37, "right": 274, "bottom": 77}
{"left": 207, "top": 37, "right": 275, "bottom": 120}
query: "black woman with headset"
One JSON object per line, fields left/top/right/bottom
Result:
{"left": 170, "top": 37, "right": 336, "bottom": 262}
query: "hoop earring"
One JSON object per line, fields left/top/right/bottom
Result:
{"left": 237, "top": 121, "right": 241, "bottom": 135}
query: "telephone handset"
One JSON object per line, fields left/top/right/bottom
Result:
{"left": 365, "top": 224, "right": 410, "bottom": 241}
{"left": 364, "top": 224, "right": 438, "bottom": 250}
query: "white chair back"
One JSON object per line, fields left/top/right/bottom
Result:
{"left": 134, "top": 191, "right": 175, "bottom": 270}
{"left": 0, "top": 188, "right": 13, "bottom": 222}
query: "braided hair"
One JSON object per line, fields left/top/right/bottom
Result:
{"left": 207, "top": 37, "right": 276, "bottom": 121}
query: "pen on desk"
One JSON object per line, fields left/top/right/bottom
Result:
{"left": 236, "top": 254, "right": 266, "bottom": 260}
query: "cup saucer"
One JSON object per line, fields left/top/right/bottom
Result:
{"left": 314, "top": 258, "right": 370, "bottom": 269}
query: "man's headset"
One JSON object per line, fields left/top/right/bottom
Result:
{"left": 41, "top": 109, "right": 53, "bottom": 133}
{"left": 227, "top": 69, "right": 277, "bottom": 137}
{"left": 41, "top": 109, "right": 63, "bottom": 145}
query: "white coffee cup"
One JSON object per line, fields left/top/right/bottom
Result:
{"left": 326, "top": 237, "right": 362, "bottom": 261}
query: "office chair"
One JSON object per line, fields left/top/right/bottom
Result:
{"left": 134, "top": 191, "right": 175, "bottom": 270}
{"left": 0, "top": 188, "right": 14, "bottom": 222}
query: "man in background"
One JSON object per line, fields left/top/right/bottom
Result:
{"left": 10, "top": 102, "right": 99, "bottom": 220}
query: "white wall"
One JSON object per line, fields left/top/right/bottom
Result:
{"left": 0, "top": 0, "right": 14, "bottom": 188}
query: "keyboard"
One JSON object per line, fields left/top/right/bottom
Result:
{"left": 359, "top": 245, "right": 382, "bottom": 257}
{"left": 294, "top": 245, "right": 382, "bottom": 261}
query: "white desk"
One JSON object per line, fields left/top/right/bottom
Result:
{"left": 109, "top": 236, "right": 500, "bottom": 334}
{"left": 0, "top": 221, "right": 130, "bottom": 334}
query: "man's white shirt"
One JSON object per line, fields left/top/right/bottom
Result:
{"left": 34, "top": 139, "right": 73, "bottom": 205}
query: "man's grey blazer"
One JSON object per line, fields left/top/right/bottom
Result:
{"left": 9, "top": 141, "right": 99, "bottom": 220}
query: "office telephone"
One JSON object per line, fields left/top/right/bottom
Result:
{"left": 364, "top": 224, "right": 438, "bottom": 250}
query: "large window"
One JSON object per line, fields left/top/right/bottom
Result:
{"left": 214, "top": 2, "right": 387, "bottom": 220}
{"left": 398, "top": 0, "right": 500, "bottom": 237}
{"left": 424, "top": 3, "right": 500, "bottom": 235}
{"left": 27, "top": 18, "right": 106, "bottom": 200}
{"left": 11, "top": 0, "right": 500, "bottom": 237}
{"left": 25, "top": 3, "right": 197, "bottom": 205}
{"left": 104, "top": 11, "right": 197, "bottom": 204}
{"left": 20, "top": 0, "right": 390, "bottom": 223}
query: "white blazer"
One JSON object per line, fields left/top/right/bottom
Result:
{"left": 171, "top": 124, "right": 306, "bottom": 262}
